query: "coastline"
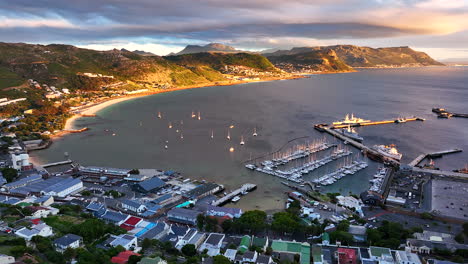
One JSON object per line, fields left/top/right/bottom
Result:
{"left": 55, "top": 75, "right": 306, "bottom": 139}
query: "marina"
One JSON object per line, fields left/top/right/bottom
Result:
{"left": 312, "top": 159, "right": 368, "bottom": 186}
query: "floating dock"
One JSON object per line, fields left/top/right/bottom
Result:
{"left": 211, "top": 183, "right": 256, "bottom": 206}
{"left": 41, "top": 159, "right": 73, "bottom": 168}
{"left": 408, "top": 149, "right": 463, "bottom": 167}
{"left": 432, "top": 108, "right": 468, "bottom": 118}
{"left": 316, "top": 126, "right": 400, "bottom": 167}
{"left": 331, "top": 117, "right": 424, "bottom": 129}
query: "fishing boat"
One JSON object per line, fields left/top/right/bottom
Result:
{"left": 253, "top": 127, "right": 258, "bottom": 137}
{"left": 157, "top": 112, "right": 162, "bottom": 119}
{"left": 240, "top": 136, "right": 245, "bottom": 145}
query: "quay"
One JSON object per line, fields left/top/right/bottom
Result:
{"left": 211, "top": 183, "right": 256, "bottom": 206}
{"left": 432, "top": 107, "right": 468, "bottom": 118}
{"left": 41, "top": 159, "right": 73, "bottom": 168}
{"left": 331, "top": 116, "right": 424, "bottom": 129}
{"left": 408, "top": 149, "right": 463, "bottom": 167}
{"left": 316, "top": 126, "right": 400, "bottom": 167}
{"left": 411, "top": 167, "right": 468, "bottom": 180}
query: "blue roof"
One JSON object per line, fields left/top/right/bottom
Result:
{"left": 54, "top": 234, "right": 82, "bottom": 247}
{"left": 86, "top": 202, "right": 105, "bottom": 211}
{"left": 100, "top": 210, "right": 128, "bottom": 223}
{"left": 136, "top": 177, "right": 165, "bottom": 192}
{"left": 135, "top": 222, "right": 157, "bottom": 237}
{"left": 122, "top": 199, "right": 143, "bottom": 208}
{"left": 1, "top": 197, "right": 21, "bottom": 205}
{"left": 152, "top": 194, "right": 172, "bottom": 204}
{"left": 164, "top": 171, "right": 175, "bottom": 176}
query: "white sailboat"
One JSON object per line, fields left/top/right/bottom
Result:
{"left": 180, "top": 133, "right": 184, "bottom": 139}
{"left": 227, "top": 130, "right": 231, "bottom": 140}
{"left": 197, "top": 111, "right": 201, "bottom": 120}
{"left": 253, "top": 127, "right": 258, "bottom": 137}
{"left": 157, "top": 111, "right": 162, "bottom": 119}
{"left": 240, "top": 136, "right": 245, "bottom": 145}
{"left": 191, "top": 111, "right": 196, "bottom": 118}
{"left": 211, "top": 130, "right": 214, "bottom": 139}
{"left": 168, "top": 122, "right": 172, "bottom": 129}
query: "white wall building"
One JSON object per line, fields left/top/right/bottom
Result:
{"left": 15, "top": 223, "right": 53, "bottom": 241}
{"left": 11, "top": 152, "right": 31, "bottom": 171}
{"left": 0, "top": 254, "right": 15, "bottom": 264}
{"left": 395, "top": 250, "right": 422, "bottom": 264}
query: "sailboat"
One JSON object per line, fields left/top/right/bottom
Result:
{"left": 157, "top": 111, "right": 162, "bottom": 119}
{"left": 191, "top": 111, "right": 196, "bottom": 118}
{"left": 210, "top": 130, "right": 214, "bottom": 139}
{"left": 197, "top": 111, "right": 201, "bottom": 120}
{"left": 227, "top": 130, "right": 231, "bottom": 140}
{"left": 164, "top": 145, "right": 168, "bottom": 149}
{"left": 240, "top": 136, "right": 245, "bottom": 145}
{"left": 180, "top": 133, "right": 184, "bottom": 139}
{"left": 253, "top": 127, "right": 258, "bottom": 137}
{"left": 168, "top": 122, "right": 172, "bottom": 129}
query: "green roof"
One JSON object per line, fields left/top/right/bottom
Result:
{"left": 271, "top": 240, "right": 310, "bottom": 264}
{"left": 370, "top": 246, "right": 391, "bottom": 257}
{"left": 322, "top": 232, "right": 330, "bottom": 242}
{"left": 17, "top": 202, "right": 32, "bottom": 207}
{"left": 312, "top": 246, "right": 322, "bottom": 262}
{"left": 252, "top": 236, "right": 267, "bottom": 247}
{"left": 238, "top": 235, "right": 251, "bottom": 253}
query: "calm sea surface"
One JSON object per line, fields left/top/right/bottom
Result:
{"left": 32, "top": 67, "right": 468, "bottom": 211}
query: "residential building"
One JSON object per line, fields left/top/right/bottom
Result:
{"left": 15, "top": 223, "right": 53, "bottom": 241}
{"left": 25, "top": 206, "right": 59, "bottom": 218}
{"left": 11, "top": 152, "right": 32, "bottom": 171}
{"left": 224, "top": 249, "right": 237, "bottom": 261}
{"left": 271, "top": 240, "right": 310, "bottom": 264}
{"left": 236, "top": 251, "right": 258, "bottom": 263}
{"left": 54, "top": 234, "right": 83, "bottom": 253}
{"left": 167, "top": 208, "right": 200, "bottom": 225}
{"left": 111, "top": 250, "right": 140, "bottom": 264}
{"left": 336, "top": 248, "right": 357, "bottom": 264}
{"left": 33, "top": 196, "right": 54, "bottom": 206}
{"left": 175, "top": 229, "right": 206, "bottom": 250}
{"left": 312, "top": 246, "right": 327, "bottom": 264}
{"left": 369, "top": 247, "right": 394, "bottom": 264}
{"left": 136, "top": 222, "right": 169, "bottom": 240}
{"left": 348, "top": 225, "right": 367, "bottom": 242}
{"left": 198, "top": 233, "right": 225, "bottom": 256}
{"left": 120, "top": 216, "right": 143, "bottom": 231}
{"left": 238, "top": 235, "right": 251, "bottom": 254}
{"left": 256, "top": 255, "right": 274, "bottom": 264}
{"left": 137, "top": 257, "right": 167, "bottom": 264}
{"left": 252, "top": 236, "right": 268, "bottom": 252}
{"left": 99, "top": 210, "right": 129, "bottom": 224}
{"left": 121, "top": 199, "right": 147, "bottom": 213}
{"left": 106, "top": 234, "right": 138, "bottom": 251}
{"left": 395, "top": 250, "right": 422, "bottom": 264}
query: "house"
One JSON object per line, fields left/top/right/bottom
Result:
{"left": 224, "top": 249, "right": 237, "bottom": 261}
{"left": 369, "top": 247, "right": 394, "bottom": 264}
{"left": 33, "top": 196, "right": 54, "bottom": 206}
{"left": 137, "top": 257, "right": 167, "bottom": 264}
{"left": 312, "top": 246, "right": 326, "bottom": 264}
{"left": 136, "top": 222, "right": 169, "bottom": 240}
{"left": 175, "top": 229, "right": 206, "bottom": 250}
{"left": 395, "top": 250, "right": 422, "bottom": 264}
{"left": 54, "top": 234, "right": 83, "bottom": 252}
{"left": 255, "top": 255, "right": 274, "bottom": 264}
{"left": 167, "top": 208, "right": 201, "bottom": 225}
{"left": 121, "top": 199, "right": 147, "bottom": 213}
{"left": 100, "top": 210, "right": 129, "bottom": 224}
{"left": 206, "top": 205, "right": 242, "bottom": 218}
{"left": 15, "top": 223, "right": 53, "bottom": 241}
{"left": 335, "top": 248, "right": 357, "bottom": 264}
{"left": 252, "top": 236, "right": 269, "bottom": 252}
{"left": 106, "top": 234, "right": 138, "bottom": 251}
{"left": 120, "top": 216, "right": 143, "bottom": 231}
{"left": 86, "top": 201, "right": 106, "bottom": 212}
{"left": 236, "top": 251, "right": 258, "bottom": 264}
{"left": 132, "top": 177, "right": 166, "bottom": 193}
{"left": 348, "top": 225, "right": 367, "bottom": 242}
{"left": 183, "top": 183, "right": 223, "bottom": 200}
{"left": 271, "top": 240, "right": 310, "bottom": 264}
{"left": 160, "top": 225, "right": 189, "bottom": 246}
{"left": 238, "top": 235, "right": 251, "bottom": 254}
{"left": 0, "top": 254, "right": 15, "bottom": 264}
{"left": 198, "top": 233, "right": 225, "bottom": 256}
{"left": 111, "top": 250, "right": 140, "bottom": 264}
{"left": 360, "top": 191, "right": 383, "bottom": 205}
{"left": 0, "top": 174, "right": 6, "bottom": 186}
{"left": 25, "top": 206, "right": 59, "bottom": 218}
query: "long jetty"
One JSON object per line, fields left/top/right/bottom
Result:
{"left": 316, "top": 126, "right": 400, "bottom": 166}
{"left": 408, "top": 149, "right": 463, "bottom": 167}
{"left": 211, "top": 183, "right": 257, "bottom": 206}
{"left": 432, "top": 108, "right": 468, "bottom": 118}
{"left": 41, "top": 159, "right": 73, "bottom": 168}
{"left": 331, "top": 117, "right": 424, "bottom": 129}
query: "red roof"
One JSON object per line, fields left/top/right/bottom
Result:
{"left": 119, "top": 224, "right": 135, "bottom": 231}
{"left": 111, "top": 251, "right": 140, "bottom": 264}
{"left": 123, "top": 216, "right": 142, "bottom": 226}
{"left": 31, "top": 219, "right": 41, "bottom": 225}
{"left": 337, "top": 248, "right": 356, "bottom": 264}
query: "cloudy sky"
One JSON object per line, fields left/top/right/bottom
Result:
{"left": 1, "top": 0, "right": 468, "bottom": 60}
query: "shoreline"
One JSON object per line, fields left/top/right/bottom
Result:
{"left": 54, "top": 75, "right": 306, "bottom": 139}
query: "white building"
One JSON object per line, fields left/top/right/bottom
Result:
{"left": 41, "top": 178, "right": 83, "bottom": 197}
{"left": 0, "top": 254, "right": 15, "bottom": 264}
{"left": 106, "top": 234, "right": 138, "bottom": 251}
{"left": 15, "top": 223, "right": 53, "bottom": 241}
{"left": 11, "top": 152, "right": 31, "bottom": 171}
{"left": 121, "top": 199, "right": 147, "bottom": 213}
{"left": 198, "top": 233, "right": 225, "bottom": 256}
{"left": 224, "top": 249, "right": 237, "bottom": 261}
{"left": 395, "top": 250, "right": 422, "bottom": 264}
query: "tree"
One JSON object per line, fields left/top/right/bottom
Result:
{"left": 336, "top": 220, "right": 350, "bottom": 232}
{"left": 213, "top": 255, "right": 231, "bottom": 264}
{"left": 271, "top": 212, "right": 301, "bottom": 234}
{"left": 1, "top": 168, "right": 18, "bottom": 182}
{"left": 265, "top": 247, "right": 273, "bottom": 256}
{"left": 197, "top": 214, "right": 206, "bottom": 230}
{"left": 231, "top": 210, "right": 267, "bottom": 233}
{"left": 182, "top": 244, "right": 197, "bottom": 257}
{"left": 421, "top": 212, "right": 434, "bottom": 220}
{"left": 63, "top": 247, "right": 77, "bottom": 260}
{"left": 330, "top": 231, "right": 353, "bottom": 245}
{"left": 287, "top": 200, "right": 301, "bottom": 216}
{"left": 128, "top": 255, "right": 142, "bottom": 264}
{"left": 463, "top": 222, "right": 468, "bottom": 236}
{"left": 142, "top": 238, "right": 153, "bottom": 251}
